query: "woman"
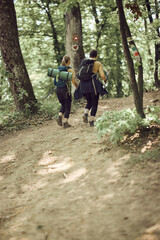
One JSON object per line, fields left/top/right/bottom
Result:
{"left": 75, "top": 49, "right": 108, "bottom": 127}
{"left": 56, "top": 55, "right": 77, "bottom": 128}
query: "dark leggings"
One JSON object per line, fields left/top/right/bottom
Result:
{"left": 56, "top": 86, "right": 71, "bottom": 118}
{"left": 83, "top": 92, "right": 99, "bottom": 116}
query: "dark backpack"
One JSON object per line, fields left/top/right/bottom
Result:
{"left": 54, "top": 66, "right": 71, "bottom": 88}
{"left": 77, "top": 59, "right": 96, "bottom": 81}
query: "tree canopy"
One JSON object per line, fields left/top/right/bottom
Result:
{"left": 0, "top": 0, "right": 160, "bottom": 114}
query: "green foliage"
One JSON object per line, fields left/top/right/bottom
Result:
{"left": 60, "top": 0, "right": 80, "bottom": 13}
{"left": 95, "top": 106, "right": 160, "bottom": 144}
{"left": 38, "top": 97, "right": 60, "bottom": 118}
{"left": 1, "top": 0, "right": 159, "bottom": 114}
{"left": 0, "top": 96, "right": 60, "bottom": 134}
{"left": 127, "top": 147, "right": 160, "bottom": 164}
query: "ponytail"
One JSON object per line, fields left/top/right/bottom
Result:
{"left": 61, "top": 55, "right": 70, "bottom": 66}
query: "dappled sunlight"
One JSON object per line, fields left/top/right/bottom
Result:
{"left": 118, "top": 154, "right": 130, "bottom": 162}
{"left": 0, "top": 176, "right": 3, "bottom": 181}
{"left": 101, "top": 193, "right": 115, "bottom": 200}
{"left": 106, "top": 162, "right": 121, "bottom": 178}
{"left": 10, "top": 238, "right": 30, "bottom": 240}
{"left": 73, "top": 117, "right": 80, "bottom": 123}
{"left": 9, "top": 216, "right": 28, "bottom": 235}
{"left": 37, "top": 155, "right": 74, "bottom": 175}
{"left": 60, "top": 167, "right": 87, "bottom": 183}
{"left": 0, "top": 154, "right": 16, "bottom": 164}
{"left": 136, "top": 224, "right": 160, "bottom": 240}
{"left": 38, "top": 150, "right": 58, "bottom": 165}
{"left": 37, "top": 161, "right": 73, "bottom": 175}
{"left": 146, "top": 223, "right": 160, "bottom": 234}
{"left": 105, "top": 155, "right": 129, "bottom": 179}
{"left": 99, "top": 105, "right": 109, "bottom": 110}
{"left": 136, "top": 233, "right": 158, "bottom": 240}
{"left": 21, "top": 179, "right": 48, "bottom": 192}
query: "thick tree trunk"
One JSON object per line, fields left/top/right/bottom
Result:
{"left": 64, "top": 2, "right": 85, "bottom": 74}
{"left": 154, "top": 43, "right": 160, "bottom": 88}
{"left": 116, "top": 0, "right": 145, "bottom": 118}
{"left": 0, "top": 0, "right": 37, "bottom": 113}
{"left": 154, "top": 0, "right": 160, "bottom": 87}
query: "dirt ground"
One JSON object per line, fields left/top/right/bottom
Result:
{"left": 0, "top": 90, "right": 160, "bottom": 240}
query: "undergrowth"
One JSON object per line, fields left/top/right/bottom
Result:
{"left": 127, "top": 147, "right": 160, "bottom": 164}
{"left": 95, "top": 106, "right": 160, "bottom": 144}
{"left": 0, "top": 95, "right": 85, "bottom": 135}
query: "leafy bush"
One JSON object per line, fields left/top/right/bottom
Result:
{"left": 95, "top": 106, "right": 160, "bottom": 144}
{"left": 0, "top": 96, "right": 60, "bottom": 134}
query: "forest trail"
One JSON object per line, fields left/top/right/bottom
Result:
{"left": 0, "top": 90, "right": 160, "bottom": 240}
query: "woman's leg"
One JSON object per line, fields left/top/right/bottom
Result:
{"left": 63, "top": 92, "right": 72, "bottom": 128}
{"left": 56, "top": 88, "right": 65, "bottom": 114}
{"left": 56, "top": 88, "right": 66, "bottom": 126}
{"left": 83, "top": 93, "right": 92, "bottom": 123}
{"left": 64, "top": 93, "right": 72, "bottom": 119}
{"left": 89, "top": 93, "right": 99, "bottom": 126}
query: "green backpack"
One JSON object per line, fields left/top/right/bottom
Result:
{"left": 48, "top": 66, "right": 72, "bottom": 88}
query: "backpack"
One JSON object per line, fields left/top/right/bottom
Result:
{"left": 77, "top": 59, "right": 96, "bottom": 81}
{"left": 54, "top": 66, "right": 71, "bottom": 88}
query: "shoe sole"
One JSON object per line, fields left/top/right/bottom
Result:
{"left": 89, "top": 121, "right": 94, "bottom": 127}
{"left": 83, "top": 116, "right": 88, "bottom": 123}
{"left": 56, "top": 118, "right": 62, "bottom": 126}
{"left": 63, "top": 124, "right": 71, "bottom": 128}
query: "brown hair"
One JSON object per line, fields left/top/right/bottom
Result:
{"left": 61, "top": 55, "right": 70, "bottom": 66}
{"left": 89, "top": 49, "right": 98, "bottom": 58}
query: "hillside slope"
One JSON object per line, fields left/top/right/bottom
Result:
{"left": 0, "top": 90, "right": 160, "bottom": 240}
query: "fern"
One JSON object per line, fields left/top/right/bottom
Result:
{"left": 95, "top": 106, "right": 160, "bottom": 144}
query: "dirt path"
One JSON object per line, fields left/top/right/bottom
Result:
{"left": 0, "top": 91, "right": 160, "bottom": 240}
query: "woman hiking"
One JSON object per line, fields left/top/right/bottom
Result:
{"left": 55, "top": 55, "right": 77, "bottom": 128}
{"left": 75, "top": 49, "right": 108, "bottom": 126}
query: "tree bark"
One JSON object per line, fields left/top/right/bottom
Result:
{"left": 0, "top": 0, "right": 37, "bottom": 113}
{"left": 145, "top": 0, "right": 160, "bottom": 88}
{"left": 35, "top": 0, "right": 62, "bottom": 64}
{"left": 90, "top": 0, "right": 107, "bottom": 49}
{"left": 116, "top": 0, "right": 145, "bottom": 118}
{"left": 63, "top": 2, "right": 85, "bottom": 74}
{"left": 115, "top": 29, "right": 123, "bottom": 98}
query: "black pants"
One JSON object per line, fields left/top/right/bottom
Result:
{"left": 83, "top": 92, "right": 99, "bottom": 117}
{"left": 56, "top": 86, "right": 71, "bottom": 119}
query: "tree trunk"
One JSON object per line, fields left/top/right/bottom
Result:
{"left": 154, "top": 43, "right": 160, "bottom": 88}
{"left": 63, "top": 2, "right": 85, "bottom": 74}
{"left": 154, "top": 0, "right": 160, "bottom": 87}
{"left": 35, "top": 0, "right": 62, "bottom": 64}
{"left": 90, "top": 0, "right": 107, "bottom": 50}
{"left": 115, "top": 28, "right": 123, "bottom": 98}
{"left": 145, "top": 0, "right": 160, "bottom": 88}
{"left": 116, "top": 0, "right": 145, "bottom": 118}
{"left": 144, "top": 18, "right": 154, "bottom": 71}
{"left": 0, "top": 0, "right": 38, "bottom": 113}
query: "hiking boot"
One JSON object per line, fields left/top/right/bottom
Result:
{"left": 56, "top": 116, "right": 62, "bottom": 126}
{"left": 63, "top": 122, "right": 71, "bottom": 128}
{"left": 89, "top": 120, "right": 94, "bottom": 127}
{"left": 83, "top": 113, "right": 88, "bottom": 123}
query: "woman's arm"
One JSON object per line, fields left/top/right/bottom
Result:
{"left": 99, "top": 64, "right": 106, "bottom": 82}
{"left": 68, "top": 68, "right": 78, "bottom": 88}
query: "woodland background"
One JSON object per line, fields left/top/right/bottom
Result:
{"left": 0, "top": 0, "right": 160, "bottom": 135}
